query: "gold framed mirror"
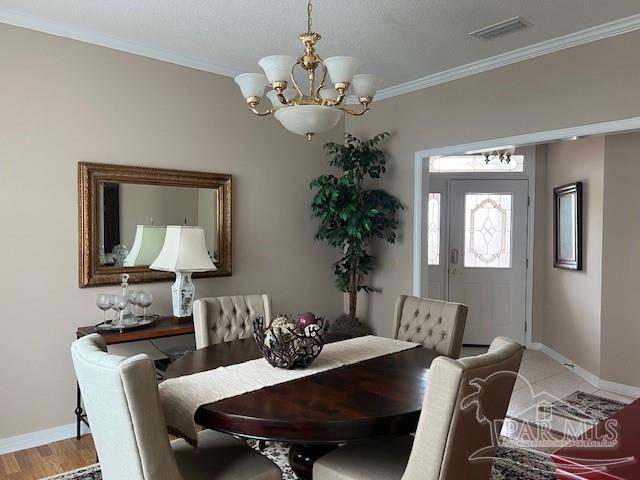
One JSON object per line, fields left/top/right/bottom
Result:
{"left": 79, "top": 162, "right": 232, "bottom": 287}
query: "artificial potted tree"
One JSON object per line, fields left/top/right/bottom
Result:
{"left": 310, "top": 132, "right": 404, "bottom": 336}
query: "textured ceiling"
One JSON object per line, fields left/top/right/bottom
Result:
{"left": 1, "top": 0, "right": 640, "bottom": 89}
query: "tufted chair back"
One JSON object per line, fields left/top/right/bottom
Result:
{"left": 71, "top": 334, "right": 183, "bottom": 480}
{"left": 193, "top": 294, "right": 272, "bottom": 349}
{"left": 393, "top": 295, "right": 468, "bottom": 358}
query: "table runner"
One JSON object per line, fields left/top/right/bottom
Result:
{"left": 159, "top": 335, "right": 419, "bottom": 446}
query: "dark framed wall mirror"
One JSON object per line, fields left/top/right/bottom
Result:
{"left": 553, "top": 181, "right": 583, "bottom": 271}
{"left": 79, "top": 163, "right": 232, "bottom": 287}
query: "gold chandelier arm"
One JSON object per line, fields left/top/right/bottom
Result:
{"left": 276, "top": 93, "right": 291, "bottom": 105}
{"left": 339, "top": 97, "right": 372, "bottom": 116}
{"left": 339, "top": 105, "right": 370, "bottom": 116}
{"left": 248, "top": 106, "right": 275, "bottom": 116}
{"left": 324, "top": 79, "right": 347, "bottom": 106}
{"left": 290, "top": 62, "right": 304, "bottom": 101}
{"left": 315, "top": 59, "right": 328, "bottom": 99}
{"left": 245, "top": 96, "right": 275, "bottom": 116}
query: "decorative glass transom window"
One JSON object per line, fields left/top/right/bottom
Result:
{"left": 427, "top": 193, "right": 441, "bottom": 265}
{"left": 429, "top": 155, "right": 524, "bottom": 173}
{"left": 464, "top": 193, "right": 512, "bottom": 268}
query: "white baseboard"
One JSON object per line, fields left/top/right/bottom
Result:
{"left": 526, "top": 342, "right": 640, "bottom": 398}
{"left": 0, "top": 422, "right": 89, "bottom": 455}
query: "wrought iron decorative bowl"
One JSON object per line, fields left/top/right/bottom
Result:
{"left": 253, "top": 315, "right": 326, "bottom": 369}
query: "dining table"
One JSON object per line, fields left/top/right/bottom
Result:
{"left": 164, "top": 335, "right": 438, "bottom": 479}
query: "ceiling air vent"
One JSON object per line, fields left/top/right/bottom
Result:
{"left": 469, "top": 16, "right": 532, "bottom": 40}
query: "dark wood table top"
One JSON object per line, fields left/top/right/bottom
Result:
{"left": 552, "top": 397, "right": 640, "bottom": 480}
{"left": 76, "top": 316, "right": 194, "bottom": 344}
{"left": 165, "top": 337, "right": 438, "bottom": 444}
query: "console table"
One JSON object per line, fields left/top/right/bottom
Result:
{"left": 74, "top": 316, "right": 194, "bottom": 439}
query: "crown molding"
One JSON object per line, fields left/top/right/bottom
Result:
{"left": 374, "top": 13, "right": 640, "bottom": 102}
{"left": 2, "top": 7, "right": 639, "bottom": 97}
{"left": 0, "top": 7, "right": 244, "bottom": 78}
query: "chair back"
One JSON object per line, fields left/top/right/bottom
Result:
{"left": 71, "top": 334, "right": 182, "bottom": 480}
{"left": 393, "top": 295, "right": 468, "bottom": 358}
{"left": 402, "top": 337, "right": 523, "bottom": 480}
{"left": 193, "top": 294, "right": 272, "bottom": 349}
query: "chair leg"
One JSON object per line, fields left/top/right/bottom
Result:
{"left": 75, "top": 382, "right": 83, "bottom": 440}
{"left": 258, "top": 440, "right": 266, "bottom": 450}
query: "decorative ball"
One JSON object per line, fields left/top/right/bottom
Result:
{"left": 297, "top": 312, "right": 317, "bottom": 329}
{"left": 273, "top": 321, "right": 298, "bottom": 343}
{"left": 263, "top": 330, "right": 278, "bottom": 348}
{"left": 303, "top": 323, "right": 321, "bottom": 337}
{"left": 271, "top": 316, "right": 290, "bottom": 328}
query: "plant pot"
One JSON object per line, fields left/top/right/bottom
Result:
{"left": 327, "top": 314, "right": 372, "bottom": 339}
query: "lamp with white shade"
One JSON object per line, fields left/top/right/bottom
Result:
{"left": 150, "top": 226, "right": 216, "bottom": 317}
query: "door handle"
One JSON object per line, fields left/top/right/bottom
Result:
{"left": 449, "top": 249, "right": 461, "bottom": 275}
{"left": 450, "top": 249, "right": 459, "bottom": 265}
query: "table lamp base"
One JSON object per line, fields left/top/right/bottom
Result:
{"left": 171, "top": 271, "right": 195, "bottom": 317}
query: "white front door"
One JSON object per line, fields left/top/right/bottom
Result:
{"left": 448, "top": 179, "right": 528, "bottom": 345}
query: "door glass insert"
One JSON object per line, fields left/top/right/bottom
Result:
{"left": 464, "top": 193, "right": 512, "bottom": 268}
{"left": 427, "top": 193, "right": 441, "bottom": 265}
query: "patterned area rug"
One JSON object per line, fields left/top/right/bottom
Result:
{"left": 545, "top": 391, "right": 628, "bottom": 423}
{"left": 491, "top": 441, "right": 556, "bottom": 480}
{"left": 40, "top": 440, "right": 555, "bottom": 480}
{"left": 41, "top": 465, "right": 101, "bottom": 480}
{"left": 42, "top": 391, "right": 629, "bottom": 480}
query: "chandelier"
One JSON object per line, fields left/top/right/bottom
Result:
{"left": 483, "top": 150, "right": 513, "bottom": 164}
{"left": 466, "top": 145, "right": 516, "bottom": 164}
{"left": 234, "top": 0, "right": 382, "bottom": 140}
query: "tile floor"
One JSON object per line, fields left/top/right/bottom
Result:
{"left": 460, "top": 346, "right": 638, "bottom": 444}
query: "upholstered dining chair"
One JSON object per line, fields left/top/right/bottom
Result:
{"left": 314, "top": 336, "right": 523, "bottom": 480}
{"left": 193, "top": 294, "right": 272, "bottom": 349}
{"left": 71, "top": 334, "right": 281, "bottom": 480}
{"left": 393, "top": 295, "right": 468, "bottom": 358}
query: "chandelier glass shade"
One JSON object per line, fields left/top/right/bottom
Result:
{"left": 234, "top": 0, "right": 382, "bottom": 140}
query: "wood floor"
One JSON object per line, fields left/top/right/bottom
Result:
{"left": 0, "top": 435, "right": 97, "bottom": 480}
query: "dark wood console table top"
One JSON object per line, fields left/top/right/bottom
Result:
{"left": 76, "top": 316, "right": 194, "bottom": 344}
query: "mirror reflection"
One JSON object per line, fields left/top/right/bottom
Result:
{"left": 98, "top": 182, "right": 219, "bottom": 268}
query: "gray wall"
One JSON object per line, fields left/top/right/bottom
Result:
{"left": 0, "top": 23, "right": 343, "bottom": 439}
{"left": 600, "top": 132, "right": 640, "bottom": 384}
{"left": 541, "top": 137, "right": 605, "bottom": 377}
